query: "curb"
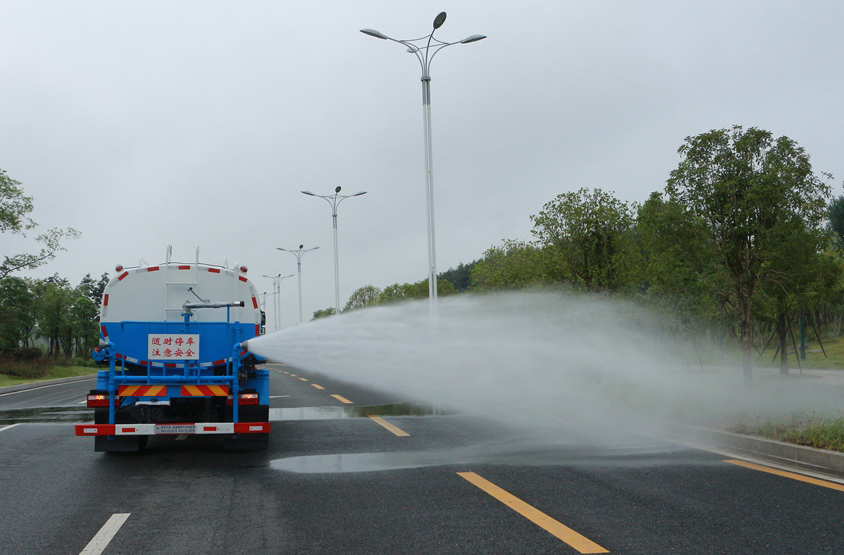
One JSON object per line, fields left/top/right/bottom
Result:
{"left": 0, "top": 375, "right": 97, "bottom": 395}
{"left": 665, "top": 423, "right": 844, "bottom": 479}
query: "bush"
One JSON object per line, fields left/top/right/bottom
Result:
{"left": 0, "top": 357, "right": 49, "bottom": 379}
{"left": 13, "top": 347, "right": 42, "bottom": 361}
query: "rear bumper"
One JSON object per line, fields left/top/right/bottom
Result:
{"left": 75, "top": 422, "right": 270, "bottom": 436}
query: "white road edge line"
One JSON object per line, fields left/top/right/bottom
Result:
{"left": 0, "top": 378, "right": 96, "bottom": 397}
{"left": 79, "top": 513, "right": 130, "bottom": 555}
{"left": 0, "top": 424, "right": 21, "bottom": 433}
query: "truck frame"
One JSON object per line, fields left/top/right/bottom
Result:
{"left": 75, "top": 248, "right": 270, "bottom": 452}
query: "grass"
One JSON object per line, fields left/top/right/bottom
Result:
{"left": 757, "top": 332, "right": 844, "bottom": 371}
{"left": 730, "top": 413, "right": 844, "bottom": 453}
{"left": 0, "top": 365, "right": 98, "bottom": 389}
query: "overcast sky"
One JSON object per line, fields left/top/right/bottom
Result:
{"left": 2, "top": 1, "right": 843, "bottom": 329}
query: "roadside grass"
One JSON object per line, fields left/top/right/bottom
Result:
{"left": 0, "top": 365, "right": 98, "bottom": 389}
{"left": 757, "top": 332, "right": 844, "bottom": 371}
{"left": 730, "top": 413, "right": 844, "bottom": 453}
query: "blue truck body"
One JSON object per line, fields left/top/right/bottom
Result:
{"left": 76, "top": 254, "right": 270, "bottom": 452}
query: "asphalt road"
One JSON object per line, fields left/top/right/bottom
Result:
{"left": 1, "top": 364, "right": 843, "bottom": 554}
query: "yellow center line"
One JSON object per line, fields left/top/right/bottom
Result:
{"left": 311, "top": 384, "right": 325, "bottom": 390}
{"left": 331, "top": 394, "right": 353, "bottom": 404}
{"left": 368, "top": 415, "right": 410, "bottom": 437}
{"left": 457, "top": 472, "right": 609, "bottom": 554}
{"left": 298, "top": 377, "right": 308, "bottom": 382}
{"left": 289, "top": 374, "right": 298, "bottom": 377}
{"left": 724, "top": 460, "right": 844, "bottom": 492}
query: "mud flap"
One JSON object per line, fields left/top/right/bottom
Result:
{"left": 95, "top": 435, "right": 148, "bottom": 453}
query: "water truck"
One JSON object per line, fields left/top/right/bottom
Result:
{"left": 75, "top": 247, "right": 270, "bottom": 452}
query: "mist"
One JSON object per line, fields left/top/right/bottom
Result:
{"left": 247, "top": 291, "right": 841, "bottom": 445}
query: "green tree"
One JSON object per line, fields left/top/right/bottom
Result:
{"left": 530, "top": 187, "right": 639, "bottom": 292}
{"left": 636, "top": 192, "right": 726, "bottom": 333}
{"left": 470, "top": 240, "right": 549, "bottom": 291}
{"left": 0, "top": 277, "right": 37, "bottom": 353}
{"left": 827, "top": 195, "right": 844, "bottom": 249}
{"left": 344, "top": 285, "right": 382, "bottom": 311}
{"left": 312, "top": 307, "right": 336, "bottom": 320}
{"left": 665, "top": 126, "right": 831, "bottom": 382}
{"left": 377, "top": 278, "right": 455, "bottom": 305}
{"left": 0, "top": 168, "right": 80, "bottom": 278}
{"left": 439, "top": 262, "right": 477, "bottom": 292}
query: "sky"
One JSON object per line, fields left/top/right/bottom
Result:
{"left": 2, "top": 1, "right": 843, "bottom": 330}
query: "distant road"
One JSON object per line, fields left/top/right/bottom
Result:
{"left": 1, "top": 365, "right": 843, "bottom": 554}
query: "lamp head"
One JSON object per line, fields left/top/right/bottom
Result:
{"left": 360, "top": 28, "right": 388, "bottom": 40}
{"left": 299, "top": 244, "right": 304, "bottom": 249}
{"left": 433, "top": 12, "right": 447, "bottom": 29}
{"left": 335, "top": 186, "right": 342, "bottom": 193}
{"left": 461, "top": 34, "right": 487, "bottom": 44}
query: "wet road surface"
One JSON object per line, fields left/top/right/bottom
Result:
{"left": 1, "top": 364, "right": 843, "bottom": 554}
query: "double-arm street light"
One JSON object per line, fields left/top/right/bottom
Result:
{"left": 261, "top": 273, "right": 294, "bottom": 331}
{"left": 361, "top": 12, "right": 486, "bottom": 317}
{"left": 302, "top": 186, "right": 367, "bottom": 316}
{"left": 277, "top": 245, "right": 319, "bottom": 324}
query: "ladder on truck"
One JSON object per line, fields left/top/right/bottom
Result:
{"left": 164, "top": 245, "right": 199, "bottom": 322}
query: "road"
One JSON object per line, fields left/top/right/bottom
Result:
{"left": 1, "top": 364, "right": 843, "bottom": 554}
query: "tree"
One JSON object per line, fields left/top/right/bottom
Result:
{"left": 665, "top": 126, "right": 831, "bottom": 383}
{"left": 439, "top": 262, "right": 477, "bottom": 292}
{"left": 344, "top": 285, "right": 382, "bottom": 312}
{"left": 0, "top": 168, "right": 80, "bottom": 278}
{"left": 827, "top": 195, "right": 844, "bottom": 249}
{"left": 470, "top": 240, "right": 549, "bottom": 291}
{"left": 530, "top": 187, "right": 639, "bottom": 292}
{"left": 0, "top": 277, "right": 37, "bottom": 353}
{"left": 312, "top": 307, "right": 336, "bottom": 320}
{"left": 0, "top": 169, "right": 35, "bottom": 233}
{"left": 376, "top": 278, "right": 456, "bottom": 305}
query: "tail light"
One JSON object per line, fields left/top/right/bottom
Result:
{"left": 87, "top": 394, "right": 117, "bottom": 408}
{"left": 226, "top": 393, "right": 260, "bottom": 406}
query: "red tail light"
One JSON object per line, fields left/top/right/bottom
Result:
{"left": 87, "top": 394, "right": 115, "bottom": 408}
{"left": 226, "top": 393, "right": 260, "bottom": 406}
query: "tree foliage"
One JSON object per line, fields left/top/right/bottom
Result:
{"left": 665, "top": 125, "right": 831, "bottom": 380}
{"left": 530, "top": 187, "right": 639, "bottom": 292}
{"left": 471, "top": 240, "right": 549, "bottom": 291}
{"left": 0, "top": 168, "right": 80, "bottom": 279}
{"left": 344, "top": 285, "right": 382, "bottom": 312}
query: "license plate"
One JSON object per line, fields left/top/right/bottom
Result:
{"left": 155, "top": 424, "right": 196, "bottom": 435}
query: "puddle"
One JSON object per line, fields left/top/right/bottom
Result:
{"left": 270, "top": 437, "right": 706, "bottom": 474}
{"left": 0, "top": 406, "right": 94, "bottom": 425}
{"left": 270, "top": 452, "right": 436, "bottom": 473}
{"left": 269, "top": 402, "right": 449, "bottom": 421}
{"left": 0, "top": 402, "right": 446, "bottom": 425}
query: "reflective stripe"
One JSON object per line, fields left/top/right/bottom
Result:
{"left": 75, "top": 422, "right": 270, "bottom": 436}
{"left": 118, "top": 385, "right": 167, "bottom": 397}
{"left": 180, "top": 385, "right": 229, "bottom": 396}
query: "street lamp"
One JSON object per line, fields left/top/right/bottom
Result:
{"left": 302, "top": 186, "right": 367, "bottom": 316}
{"left": 362, "top": 12, "right": 486, "bottom": 317}
{"left": 261, "top": 273, "right": 294, "bottom": 331}
{"left": 277, "top": 245, "right": 319, "bottom": 324}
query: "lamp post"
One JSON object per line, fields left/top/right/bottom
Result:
{"left": 261, "top": 273, "right": 294, "bottom": 331}
{"left": 302, "top": 186, "right": 367, "bottom": 316}
{"left": 277, "top": 245, "right": 319, "bottom": 324}
{"left": 361, "top": 12, "right": 485, "bottom": 317}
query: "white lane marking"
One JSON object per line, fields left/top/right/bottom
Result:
{"left": 175, "top": 435, "right": 188, "bottom": 441}
{"left": 79, "top": 513, "right": 130, "bottom": 555}
{"left": 0, "top": 378, "right": 96, "bottom": 397}
{"left": 78, "top": 401, "right": 89, "bottom": 405}
{"left": 270, "top": 395, "right": 290, "bottom": 398}
{"left": 0, "top": 424, "right": 21, "bottom": 433}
